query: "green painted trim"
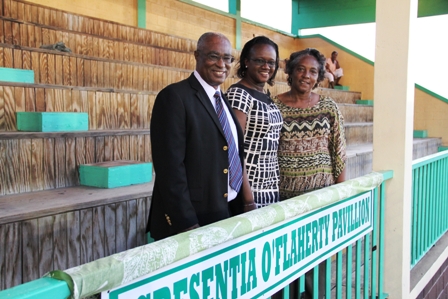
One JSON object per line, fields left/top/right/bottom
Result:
{"left": 378, "top": 170, "right": 394, "bottom": 181}
{"left": 298, "top": 34, "right": 374, "bottom": 66}
{"left": 356, "top": 100, "right": 374, "bottom": 106}
{"left": 0, "top": 67, "right": 34, "bottom": 83}
{"left": 415, "top": 83, "right": 448, "bottom": 105}
{"left": 137, "top": 0, "right": 146, "bottom": 29}
{"left": 412, "top": 150, "right": 448, "bottom": 169}
{"left": 438, "top": 146, "right": 448, "bottom": 152}
{"left": 413, "top": 130, "right": 428, "bottom": 138}
{"left": 0, "top": 277, "right": 70, "bottom": 299}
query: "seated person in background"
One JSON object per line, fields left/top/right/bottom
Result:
{"left": 324, "top": 50, "right": 343, "bottom": 88}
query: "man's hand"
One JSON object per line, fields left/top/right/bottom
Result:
{"left": 243, "top": 202, "right": 257, "bottom": 212}
{"left": 180, "top": 223, "right": 200, "bottom": 233}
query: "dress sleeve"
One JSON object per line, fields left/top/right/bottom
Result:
{"left": 226, "top": 86, "right": 253, "bottom": 115}
{"left": 330, "top": 99, "right": 347, "bottom": 179}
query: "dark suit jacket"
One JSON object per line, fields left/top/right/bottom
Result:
{"left": 147, "top": 73, "right": 246, "bottom": 241}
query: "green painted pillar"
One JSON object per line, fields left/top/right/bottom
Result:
{"left": 137, "top": 0, "right": 146, "bottom": 29}
{"left": 229, "top": 0, "right": 242, "bottom": 50}
{"left": 291, "top": 0, "right": 299, "bottom": 35}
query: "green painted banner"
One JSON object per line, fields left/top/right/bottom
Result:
{"left": 102, "top": 191, "right": 374, "bottom": 299}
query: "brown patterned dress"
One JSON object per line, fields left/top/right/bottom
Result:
{"left": 273, "top": 94, "right": 346, "bottom": 200}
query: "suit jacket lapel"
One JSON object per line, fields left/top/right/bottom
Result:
{"left": 188, "top": 74, "right": 225, "bottom": 137}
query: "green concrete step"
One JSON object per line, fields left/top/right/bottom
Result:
{"left": 79, "top": 160, "right": 153, "bottom": 188}
{"left": 413, "top": 130, "right": 428, "bottom": 138}
{"left": 334, "top": 85, "right": 349, "bottom": 91}
{"left": 356, "top": 100, "right": 374, "bottom": 106}
{"left": 16, "top": 112, "right": 88, "bottom": 132}
{"left": 0, "top": 67, "right": 34, "bottom": 84}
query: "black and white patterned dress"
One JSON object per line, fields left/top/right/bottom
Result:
{"left": 226, "top": 83, "right": 283, "bottom": 208}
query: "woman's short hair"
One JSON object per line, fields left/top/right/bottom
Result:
{"left": 236, "top": 36, "right": 279, "bottom": 86}
{"left": 284, "top": 48, "right": 326, "bottom": 86}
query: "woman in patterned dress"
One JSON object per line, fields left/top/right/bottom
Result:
{"left": 226, "top": 36, "right": 283, "bottom": 208}
{"left": 273, "top": 48, "right": 347, "bottom": 299}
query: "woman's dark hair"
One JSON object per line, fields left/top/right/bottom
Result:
{"left": 284, "top": 48, "right": 326, "bottom": 86}
{"left": 236, "top": 36, "right": 279, "bottom": 86}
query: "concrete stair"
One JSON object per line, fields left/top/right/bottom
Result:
{"left": 314, "top": 87, "right": 442, "bottom": 180}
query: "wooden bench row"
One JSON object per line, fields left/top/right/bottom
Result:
{"left": 2, "top": 0, "right": 198, "bottom": 53}
{"left": 0, "top": 43, "right": 289, "bottom": 94}
{"left": 0, "top": 129, "right": 151, "bottom": 196}
{"left": 0, "top": 17, "right": 288, "bottom": 81}
{"left": 0, "top": 182, "right": 152, "bottom": 289}
{"left": 0, "top": 17, "right": 199, "bottom": 71}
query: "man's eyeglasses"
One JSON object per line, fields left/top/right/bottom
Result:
{"left": 250, "top": 58, "right": 276, "bottom": 68}
{"left": 199, "top": 51, "right": 235, "bottom": 64}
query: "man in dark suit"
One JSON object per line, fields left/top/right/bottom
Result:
{"left": 147, "top": 32, "right": 256, "bottom": 241}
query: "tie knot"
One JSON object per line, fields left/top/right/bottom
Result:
{"left": 214, "top": 91, "right": 221, "bottom": 100}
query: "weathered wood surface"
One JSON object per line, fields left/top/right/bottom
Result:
{"left": 0, "top": 82, "right": 157, "bottom": 132}
{"left": 0, "top": 193, "right": 152, "bottom": 290}
{"left": 0, "top": 181, "right": 154, "bottom": 224}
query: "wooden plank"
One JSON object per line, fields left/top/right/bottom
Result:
{"left": 35, "top": 88, "right": 45, "bottom": 112}
{"left": 92, "top": 206, "right": 105, "bottom": 260}
{"left": 43, "top": 138, "right": 55, "bottom": 190}
{"left": 75, "top": 137, "right": 86, "bottom": 184}
{"left": 96, "top": 92, "right": 110, "bottom": 129}
{"left": 63, "top": 88, "right": 72, "bottom": 112}
{"left": 39, "top": 53, "right": 49, "bottom": 84}
{"left": 47, "top": 53, "right": 56, "bottom": 85}
{"left": 76, "top": 58, "right": 84, "bottom": 87}
{"left": 115, "top": 201, "right": 127, "bottom": 252}
{"left": 129, "top": 135, "right": 138, "bottom": 161}
{"left": 121, "top": 135, "right": 130, "bottom": 160}
{"left": 104, "top": 204, "right": 116, "bottom": 256}
{"left": 13, "top": 48, "right": 22, "bottom": 69}
{"left": 104, "top": 136, "right": 112, "bottom": 161}
{"left": 136, "top": 197, "right": 147, "bottom": 246}
{"left": 130, "top": 93, "right": 138, "bottom": 129}
{"left": 127, "top": 199, "right": 138, "bottom": 250}
{"left": 54, "top": 137, "right": 66, "bottom": 188}
{"left": 142, "top": 94, "right": 149, "bottom": 129}
{"left": 5, "top": 139, "right": 19, "bottom": 194}
{"left": 95, "top": 136, "right": 105, "bottom": 162}
{"left": 54, "top": 54, "right": 63, "bottom": 85}
{"left": 97, "top": 60, "right": 104, "bottom": 87}
{"left": 83, "top": 59, "right": 91, "bottom": 87}
{"left": 70, "top": 57, "right": 77, "bottom": 86}
{"left": 14, "top": 86, "right": 25, "bottom": 115}
{"left": 2, "top": 222, "right": 22, "bottom": 288}
{"left": 90, "top": 60, "right": 98, "bottom": 87}
{"left": 30, "top": 51, "right": 40, "bottom": 83}
{"left": 19, "top": 138, "right": 32, "bottom": 193}
{"left": 115, "top": 62, "right": 124, "bottom": 89}
{"left": 62, "top": 55, "right": 71, "bottom": 86}
{"left": 110, "top": 92, "right": 118, "bottom": 129}
{"left": 80, "top": 209, "right": 93, "bottom": 264}
{"left": 85, "top": 136, "right": 95, "bottom": 164}
{"left": 53, "top": 213, "right": 68, "bottom": 271}
{"left": 67, "top": 211, "right": 80, "bottom": 268}
{"left": 92, "top": 37, "right": 99, "bottom": 57}
{"left": 65, "top": 137, "right": 76, "bottom": 187}
{"left": 20, "top": 50, "right": 31, "bottom": 72}
{"left": 30, "top": 138, "right": 44, "bottom": 191}
{"left": 38, "top": 216, "right": 54, "bottom": 277}
{"left": 0, "top": 140, "right": 5, "bottom": 195}
{"left": 4, "top": 20, "right": 14, "bottom": 44}
{"left": 3, "top": 47, "right": 13, "bottom": 68}
{"left": 103, "top": 61, "right": 110, "bottom": 88}
{"left": 21, "top": 219, "right": 39, "bottom": 284}
{"left": 87, "top": 91, "right": 96, "bottom": 129}
{"left": 51, "top": 88, "right": 62, "bottom": 112}
{"left": 24, "top": 87, "right": 36, "bottom": 112}
{"left": 112, "top": 135, "right": 121, "bottom": 160}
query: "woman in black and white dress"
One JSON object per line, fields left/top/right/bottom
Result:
{"left": 226, "top": 36, "right": 283, "bottom": 208}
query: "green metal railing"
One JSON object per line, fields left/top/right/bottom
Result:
{"left": 0, "top": 172, "right": 392, "bottom": 299}
{"left": 411, "top": 150, "right": 448, "bottom": 267}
